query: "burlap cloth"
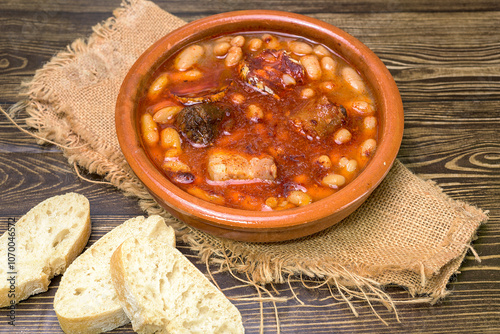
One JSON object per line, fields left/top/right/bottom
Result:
{"left": 18, "top": 0, "right": 488, "bottom": 316}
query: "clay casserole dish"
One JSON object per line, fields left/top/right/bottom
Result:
{"left": 115, "top": 10, "right": 404, "bottom": 242}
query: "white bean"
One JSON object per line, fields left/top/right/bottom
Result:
{"left": 230, "top": 35, "right": 245, "bottom": 47}
{"left": 147, "top": 73, "right": 169, "bottom": 100}
{"left": 363, "top": 116, "right": 377, "bottom": 129}
{"left": 334, "top": 128, "right": 352, "bottom": 144}
{"left": 315, "top": 155, "right": 332, "bottom": 169}
{"left": 262, "top": 34, "right": 280, "bottom": 49}
{"left": 338, "top": 157, "right": 349, "bottom": 168}
{"left": 289, "top": 41, "right": 313, "bottom": 55}
{"left": 321, "top": 56, "right": 337, "bottom": 73}
{"left": 345, "top": 159, "right": 358, "bottom": 173}
{"left": 162, "top": 160, "right": 190, "bottom": 173}
{"left": 321, "top": 173, "right": 346, "bottom": 188}
{"left": 341, "top": 66, "right": 366, "bottom": 92}
{"left": 287, "top": 191, "right": 312, "bottom": 206}
{"left": 350, "top": 101, "right": 375, "bottom": 115}
{"left": 160, "top": 127, "right": 182, "bottom": 150}
{"left": 171, "top": 69, "right": 203, "bottom": 82}
{"left": 153, "top": 106, "right": 183, "bottom": 123}
{"left": 360, "top": 139, "right": 377, "bottom": 156}
{"left": 313, "top": 45, "right": 331, "bottom": 57}
{"left": 247, "top": 38, "right": 263, "bottom": 51}
{"left": 165, "top": 148, "right": 181, "bottom": 158}
{"left": 225, "top": 46, "right": 243, "bottom": 67}
{"left": 213, "top": 42, "right": 231, "bottom": 56}
{"left": 300, "top": 55, "right": 322, "bottom": 80}
{"left": 175, "top": 44, "right": 204, "bottom": 71}
{"left": 141, "top": 113, "right": 159, "bottom": 146}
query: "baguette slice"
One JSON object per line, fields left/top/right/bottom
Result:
{"left": 54, "top": 215, "right": 175, "bottom": 334}
{"left": 0, "top": 192, "right": 91, "bottom": 307}
{"left": 110, "top": 236, "right": 245, "bottom": 334}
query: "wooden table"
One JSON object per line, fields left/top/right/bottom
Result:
{"left": 1, "top": 0, "right": 499, "bottom": 332}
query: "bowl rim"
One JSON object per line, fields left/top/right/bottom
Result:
{"left": 116, "top": 9, "right": 404, "bottom": 233}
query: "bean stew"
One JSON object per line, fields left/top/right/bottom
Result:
{"left": 138, "top": 31, "right": 379, "bottom": 211}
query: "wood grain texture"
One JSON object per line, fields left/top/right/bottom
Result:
{"left": 0, "top": 0, "right": 499, "bottom": 333}
{"left": 2, "top": 0, "right": 500, "bottom": 14}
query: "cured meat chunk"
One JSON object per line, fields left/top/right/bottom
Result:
{"left": 239, "top": 49, "right": 305, "bottom": 96}
{"left": 174, "top": 103, "right": 225, "bottom": 146}
{"left": 208, "top": 151, "right": 277, "bottom": 182}
{"left": 290, "top": 96, "right": 346, "bottom": 139}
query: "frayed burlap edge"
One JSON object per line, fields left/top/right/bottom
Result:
{"left": 7, "top": 0, "right": 488, "bottom": 324}
{"left": 179, "top": 166, "right": 487, "bottom": 294}
{"left": 15, "top": 0, "right": 191, "bottom": 237}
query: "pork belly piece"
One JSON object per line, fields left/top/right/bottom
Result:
{"left": 207, "top": 151, "right": 277, "bottom": 182}
{"left": 290, "top": 95, "right": 346, "bottom": 139}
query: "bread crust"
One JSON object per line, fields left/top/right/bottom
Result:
{"left": 110, "top": 237, "right": 244, "bottom": 334}
{"left": 0, "top": 193, "right": 91, "bottom": 307}
{"left": 54, "top": 215, "right": 175, "bottom": 334}
{"left": 56, "top": 308, "right": 130, "bottom": 334}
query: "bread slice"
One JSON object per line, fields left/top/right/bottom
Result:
{"left": 54, "top": 215, "right": 175, "bottom": 334}
{"left": 110, "top": 236, "right": 245, "bottom": 334}
{"left": 0, "top": 192, "right": 91, "bottom": 307}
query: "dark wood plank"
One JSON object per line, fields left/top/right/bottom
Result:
{"left": 1, "top": 0, "right": 500, "bottom": 14}
{"left": 2, "top": 11, "right": 499, "bottom": 103}
{"left": 0, "top": 0, "right": 499, "bottom": 333}
{"left": 0, "top": 153, "right": 146, "bottom": 217}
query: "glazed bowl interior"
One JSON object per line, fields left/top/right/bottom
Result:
{"left": 116, "top": 10, "right": 404, "bottom": 242}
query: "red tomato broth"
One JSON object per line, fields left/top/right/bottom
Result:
{"left": 137, "top": 31, "right": 379, "bottom": 211}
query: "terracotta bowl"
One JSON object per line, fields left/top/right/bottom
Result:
{"left": 115, "top": 10, "right": 404, "bottom": 242}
